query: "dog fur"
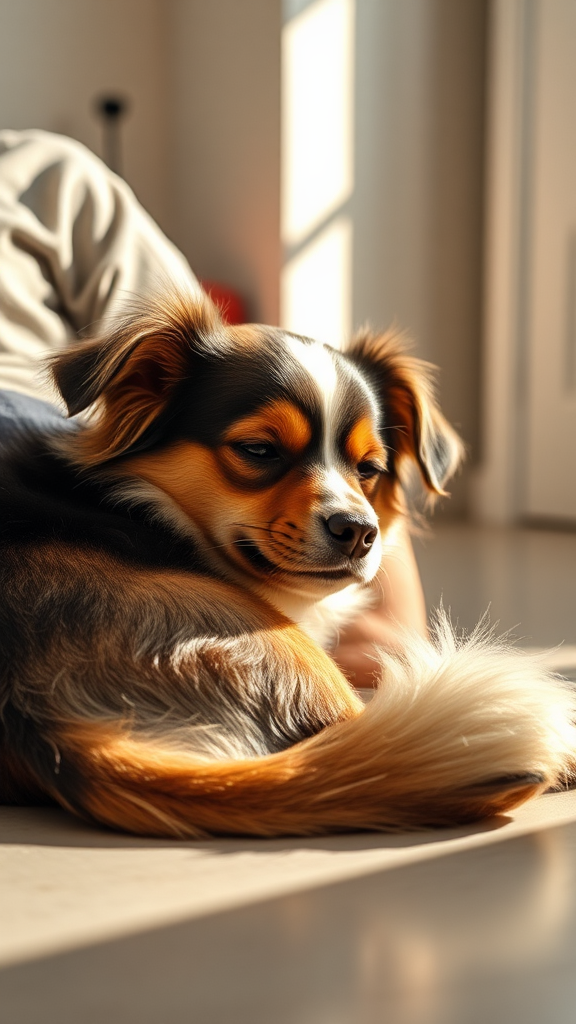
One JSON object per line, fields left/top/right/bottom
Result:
{"left": 0, "top": 292, "right": 575, "bottom": 837}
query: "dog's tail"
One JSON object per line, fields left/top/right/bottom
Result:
{"left": 47, "top": 615, "right": 576, "bottom": 836}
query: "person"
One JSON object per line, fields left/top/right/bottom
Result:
{"left": 0, "top": 128, "right": 428, "bottom": 688}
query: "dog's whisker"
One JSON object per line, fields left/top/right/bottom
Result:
{"left": 385, "top": 423, "right": 409, "bottom": 433}
{"left": 232, "top": 522, "right": 299, "bottom": 541}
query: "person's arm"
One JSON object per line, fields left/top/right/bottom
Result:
{"left": 332, "top": 522, "right": 428, "bottom": 688}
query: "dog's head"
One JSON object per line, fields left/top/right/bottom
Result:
{"left": 52, "top": 294, "right": 463, "bottom": 600}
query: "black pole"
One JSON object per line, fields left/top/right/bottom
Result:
{"left": 95, "top": 95, "right": 129, "bottom": 176}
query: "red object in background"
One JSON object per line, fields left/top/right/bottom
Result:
{"left": 201, "top": 280, "right": 247, "bottom": 325}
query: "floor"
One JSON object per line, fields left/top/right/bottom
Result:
{"left": 2, "top": 524, "right": 576, "bottom": 1023}
{"left": 417, "top": 523, "right": 576, "bottom": 658}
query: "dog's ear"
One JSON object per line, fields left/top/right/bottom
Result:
{"left": 51, "top": 292, "right": 223, "bottom": 467}
{"left": 345, "top": 328, "right": 464, "bottom": 497}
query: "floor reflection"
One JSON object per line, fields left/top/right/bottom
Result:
{"left": 3, "top": 819, "right": 576, "bottom": 1023}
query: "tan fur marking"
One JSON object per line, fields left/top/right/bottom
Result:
{"left": 124, "top": 441, "right": 330, "bottom": 578}
{"left": 124, "top": 441, "right": 254, "bottom": 536}
{"left": 224, "top": 400, "right": 312, "bottom": 456}
{"left": 344, "top": 416, "right": 387, "bottom": 469}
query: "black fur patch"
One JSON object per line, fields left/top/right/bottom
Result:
{"left": 0, "top": 392, "right": 201, "bottom": 572}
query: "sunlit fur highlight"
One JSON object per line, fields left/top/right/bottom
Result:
{"left": 52, "top": 614, "right": 576, "bottom": 837}
{"left": 52, "top": 293, "right": 224, "bottom": 467}
{"left": 1, "top": 292, "right": 575, "bottom": 840}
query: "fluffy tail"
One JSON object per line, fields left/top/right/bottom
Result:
{"left": 51, "top": 616, "right": 576, "bottom": 837}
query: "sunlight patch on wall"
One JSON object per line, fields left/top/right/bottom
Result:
{"left": 281, "top": 0, "right": 355, "bottom": 346}
{"left": 280, "top": 216, "right": 352, "bottom": 345}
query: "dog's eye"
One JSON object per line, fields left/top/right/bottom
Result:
{"left": 357, "top": 461, "right": 383, "bottom": 480}
{"left": 237, "top": 442, "right": 280, "bottom": 462}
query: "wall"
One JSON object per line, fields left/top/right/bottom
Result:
{"left": 426, "top": 0, "right": 488, "bottom": 513}
{"left": 0, "top": 0, "right": 282, "bottom": 324}
{"left": 0, "top": 0, "right": 171, "bottom": 228}
{"left": 165, "top": 0, "right": 282, "bottom": 324}
{"left": 353, "top": 0, "right": 488, "bottom": 515}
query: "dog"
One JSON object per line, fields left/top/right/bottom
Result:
{"left": 1, "top": 292, "right": 574, "bottom": 837}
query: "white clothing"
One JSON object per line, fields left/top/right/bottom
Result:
{"left": 0, "top": 129, "right": 200, "bottom": 402}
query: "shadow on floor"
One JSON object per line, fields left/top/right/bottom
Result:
{"left": 0, "top": 803, "right": 508, "bottom": 853}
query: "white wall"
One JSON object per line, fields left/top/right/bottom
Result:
{"left": 353, "top": 0, "right": 437, "bottom": 356}
{"left": 353, "top": 0, "right": 487, "bottom": 515}
{"left": 0, "top": 0, "right": 171, "bottom": 228}
{"left": 166, "top": 0, "right": 282, "bottom": 324}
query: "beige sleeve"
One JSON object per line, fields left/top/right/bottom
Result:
{"left": 0, "top": 129, "right": 201, "bottom": 402}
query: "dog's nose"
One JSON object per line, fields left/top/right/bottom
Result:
{"left": 324, "top": 513, "right": 378, "bottom": 559}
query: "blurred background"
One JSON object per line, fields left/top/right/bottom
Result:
{"left": 0, "top": 0, "right": 574, "bottom": 642}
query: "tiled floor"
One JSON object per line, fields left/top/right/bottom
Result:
{"left": 2, "top": 524, "right": 576, "bottom": 1023}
